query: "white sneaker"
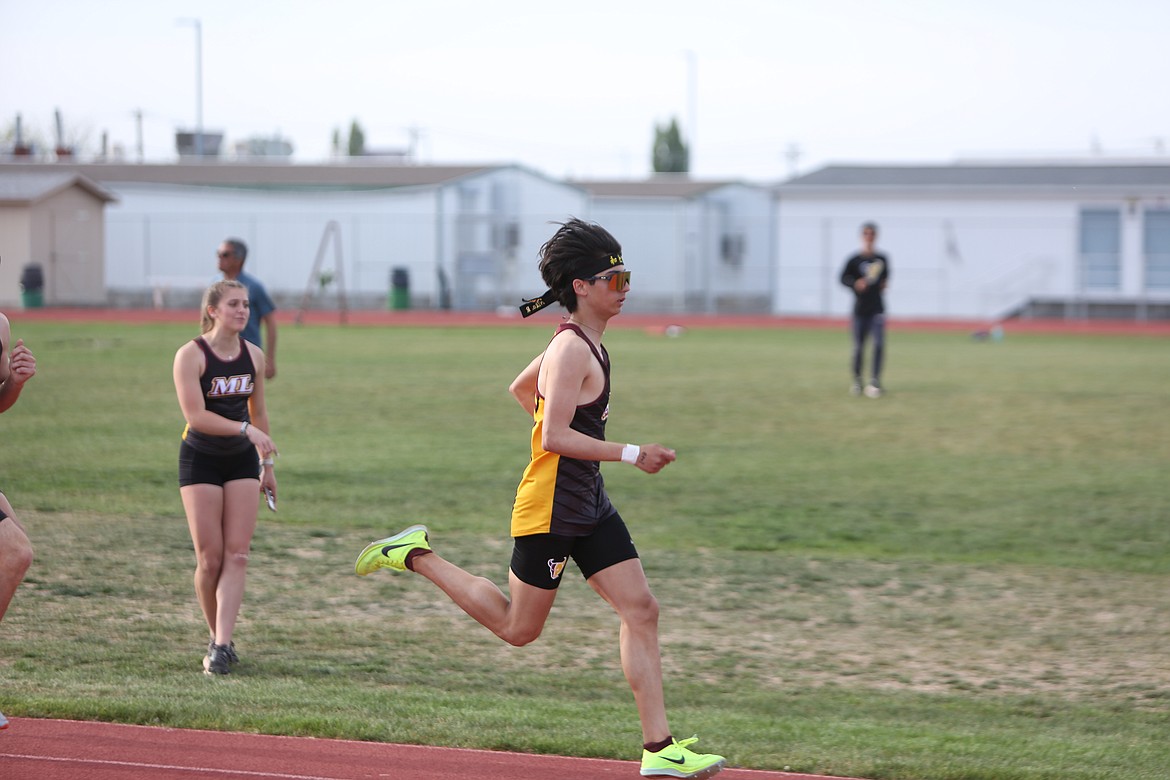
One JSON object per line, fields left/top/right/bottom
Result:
{"left": 0, "top": 710, "right": 9, "bottom": 729}
{"left": 850, "top": 380, "right": 862, "bottom": 396}
{"left": 863, "top": 383, "right": 883, "bottom": 398}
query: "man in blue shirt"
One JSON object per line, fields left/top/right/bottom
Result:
{"left": 217, "top": 238, "right": 278, "bottom": 379}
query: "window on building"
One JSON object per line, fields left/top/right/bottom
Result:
{"left": 1143, "top": 209, "right": 1170, "bottom": 290}
{"left": 1078, "top": 209, "right": 1121, "bottom": 291}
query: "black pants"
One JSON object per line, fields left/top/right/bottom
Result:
{"left": 851, "top": 313, "right": 886, "bottom": 383}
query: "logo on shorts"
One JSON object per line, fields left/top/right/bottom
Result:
{"left": 547, "top": 557, "right": 567, "bottom": 580}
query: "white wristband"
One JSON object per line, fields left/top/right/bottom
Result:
{"left": 621, "top": 444, "right": 640, "bottom": 465}
{"left": 240, "top": 421, "right": 250, "bottom": 436}
{"left": 260, "top": 458, "right": 274, "bottom": 467}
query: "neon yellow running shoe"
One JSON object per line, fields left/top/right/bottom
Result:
{"left": 354, "top": 524, "right": 430, "bottom": 575}
{"left": 640, "top": 736, "right": 726, "bottom": 778}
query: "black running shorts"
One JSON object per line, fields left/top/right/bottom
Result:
{"left": 178, "top": 441, "right": 260, "bottom": 487}
{"left": 510, "top": 511, "right": 639, "bottom": 590}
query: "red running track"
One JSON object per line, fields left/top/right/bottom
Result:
{"left": 0, "top": 718, "right": 866, "bottom": 780}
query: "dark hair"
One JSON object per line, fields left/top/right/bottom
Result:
{"left": 537, "top": 218, "right": 622, "bottom": 313}
{"left": 224, "top": 238, "right": 248, "bottom": 263}
{"left": 861, "top": 222, "right": 878, "bottom": 234}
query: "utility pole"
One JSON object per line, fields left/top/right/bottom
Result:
{"left": 134, "top": 109, "right": 144, "bottom": 162}
{"left": 178, "top": 18, "right": 203, "bottom": 157}
{"left": 785, "top": 143, "right": 802, "bottom": 179}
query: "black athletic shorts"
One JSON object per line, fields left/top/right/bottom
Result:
{"left": 510, "top": 511, "right": 639, "bottom": 590}
{"left": 178, "top": 441, "right": 260, "bottom": 487}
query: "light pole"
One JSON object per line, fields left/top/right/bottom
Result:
{"left": 177, "top": 18, "right": 203, "bottom": 157}
{"left": 684, "top": 50, "right": 697, "bottom": 172}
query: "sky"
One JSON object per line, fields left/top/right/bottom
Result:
{"left": 2, "top": 0, "right": 1169, "bottom": 182}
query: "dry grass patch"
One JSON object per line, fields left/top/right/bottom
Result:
{"left": 653, "top": 552, "right": 1170, "bottom": 709}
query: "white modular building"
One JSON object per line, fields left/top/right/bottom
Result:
{"left": 1, "top": 161, "right": 779, "bottom": 316}
{"left": 774, "top": 163, "right": 1170, "bottom": 321}
{"left": 2, "top": 162, "right": 587, "bottom": 312}
{"left": 575, "top": 177, "right": 776, "bottom": 313}
{"left": 7, "top": 159, "right": 1170, "bottom": 321}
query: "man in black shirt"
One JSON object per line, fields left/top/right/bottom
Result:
{"left": 839, "top": 222, "right": 890, "bottom": 397}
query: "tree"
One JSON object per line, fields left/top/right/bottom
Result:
{"left": 652, "top": 117, "right": 689, "bottom": 174}
{"left": 347, "top": 120, "right": 365, "bottom": 156}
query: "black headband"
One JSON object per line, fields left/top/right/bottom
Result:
{"left": 518, "top": 255, "right": 624, "bottom": 318}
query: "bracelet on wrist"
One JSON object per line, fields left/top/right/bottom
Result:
{"left": 260, "top": 458, "right": 274, "bottom": 467}
{"left": 621, "top": 443, "right": 640, "bottom": 465}
{"left": 240, "top": 420, "right": 250, "bottom": 436}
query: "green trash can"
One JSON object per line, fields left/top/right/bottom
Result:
{"left": 20, "top": 264, "right": 44, "bottom": 309}
{"left": 389, "top": 267, "right": 410, "bottom": 310}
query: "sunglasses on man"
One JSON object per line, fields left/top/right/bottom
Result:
{"left": 583, "top": 270, "right": 631, "bottom": 291}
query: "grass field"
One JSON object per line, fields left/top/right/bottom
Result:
{"left": 1, "top": 319, "right": 1168, "bottom": 780}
